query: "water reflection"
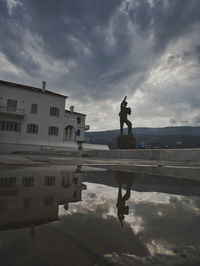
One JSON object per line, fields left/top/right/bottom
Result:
{"left": 0, "top": 165, "right": 86, "bottom": 232}
{"left": 0, "top": 166, "right": 200, "bottom": 265}
{"left": 115, "top": 172, "right": 134, "bottom": 226}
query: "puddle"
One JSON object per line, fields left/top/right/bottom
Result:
{"left": 0, "top": 165, "right": 200, "bottom": 265}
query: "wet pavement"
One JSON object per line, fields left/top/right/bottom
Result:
{"left": 0, "top": 163, "right": 200, "bottom": 265}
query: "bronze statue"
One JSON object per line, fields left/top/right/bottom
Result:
{"left": 119, "top": 96, "right": 132, "bottom": 135}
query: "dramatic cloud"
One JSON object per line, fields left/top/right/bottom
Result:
{"left": 1, "top": 0, "right": 200, "bottom": 130}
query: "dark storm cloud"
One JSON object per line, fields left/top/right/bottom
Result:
{"left": 1, "top": 0, "right": 200, "bottom": 129}
{"left": 21, "top": 0, "right": 123, "bottom": 60}
{"left": 0, "top": 0, "right": 41, "bottom": 76}
{"left": 2, "top": 0, "right": 200, "bottom": 94}
{"left": 128, "top": 0, "right": 200, "bottom": 50}
{"left": 195, "top": 44, "right": 200, "bottom": 63}
{"left": 18, "top": 0, "right": 136, "bottom": 98}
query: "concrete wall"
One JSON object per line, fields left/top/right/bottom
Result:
{"left": 83, "top": 148, "right": 200, "bottom": 162}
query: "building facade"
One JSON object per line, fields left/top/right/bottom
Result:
{"left": 0, "top": 80, "right": 90, "bottom": 153}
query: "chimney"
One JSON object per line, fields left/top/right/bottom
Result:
{"left": 42, "top": 81, "right": 46, "bottom": 92}
{"left": 70, "top": 105, "right": 74, "bottom": 112}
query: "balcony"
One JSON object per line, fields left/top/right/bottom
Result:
{"left": 0, "top": 106, "right": 25, "bottom": 118}
{"left": 85, "top": 125, "right": 90, "bottom": 131}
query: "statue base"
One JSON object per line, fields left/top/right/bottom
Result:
{"left": 116, "top": 134, "right": 136, "bottom": 149}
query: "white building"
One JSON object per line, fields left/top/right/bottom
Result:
{"left": 0, "top": 80, "right": 95, "bottom": 153}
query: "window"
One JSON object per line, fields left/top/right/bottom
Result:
{"left": 7, "top": 99, "right": 17, "bottom": 112}
{"left": 43, "top": 196, "right": 54, "bottom": 207}
{"left": 48, "top": 126, "right": 59, "bottom": 136}
{"left": 77, "top": 117, "right": 81, "bottom": 124}
{"left": 27, "top": 124, "right": 38, "bottom": 134}
{"left": 73, "top": 177, "right": 78, "bottom": 185}
{"left": 76, "top": 129, "right": 80, "bottom": 136}
{"left": 23, "top": 197, "right": 30, "bottom": 210}
{"left": 0, "top": 121, "right": 21, "bottom": 132}
{"left": 31, "top": 104, "right": 38, "bottom": 114}
{"left": 22, "top": 177, "right": 34, "bottom": 187}
{"left": 0, "top": 177, "right": 16, "bottom": 187}
{"left": 50, "top": 107, "right": 60, "bottom": 116}
{"left": 61, "top": 175, "right": 70, "bottom": 188}
{"left": 45, "top": 176, "right": 55, "bottom": 186}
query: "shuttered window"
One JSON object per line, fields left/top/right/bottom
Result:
{"left": 45, "top": 176, "right": 55, "bottom": 186}
{"left": 7, "top": 99, "right": 17, "bottom": 111}
{"left": 48, "top": 126, "right": 59, "bottom": 136}
{"left": 22, "top": 177, "right": 34, "bottom": 187}
{"left": 49, "top": 107, "right": 60, "bottom": 116}
{"left": 0, "top": 121, "right": 21, "bottom": 132}
{"left": 0, "top": 177, "right": 16, "bottom": 187}
{"left": 27, "top": 124, "right": 38, "bottom": 134}
{"left": 43, "top": 196, "right": 54, "bottom": 207}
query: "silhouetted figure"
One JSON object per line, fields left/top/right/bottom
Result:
{"left": 116, "top": 183, "right": 131, "bottom": 226}
{"left": 115, "top": 171, "right": 134, "bottom": 226}
{"left": 119, "top": 96, "right": 132, "bottom": 135}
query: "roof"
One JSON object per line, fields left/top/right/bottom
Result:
{"left": 0, "top": 80, "right": 68, "bottom": 98}
{"left": 65, "top": 110, "right": 86, "bottom": 116}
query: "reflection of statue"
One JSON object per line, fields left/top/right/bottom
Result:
{"left": 115, "top": 171, "right": 135, "bottom": 226}
{"left": 119, "top": 96, "right": 132, "bottom": 135}
{"left": 116, "top": 183, "right": 131, "bottom": 226}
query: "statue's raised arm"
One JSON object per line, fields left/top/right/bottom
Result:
{"left": 121, "top": 96, "right": 127, "bottom": 108}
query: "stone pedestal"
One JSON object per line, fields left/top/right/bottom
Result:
{"left": 116, "top": 134, "right": 136, "bottom": 149}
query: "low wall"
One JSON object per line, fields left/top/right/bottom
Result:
{"left": 0, "top": 141, "right": 109, "bottom": 154}
{"left": 83, "top": 148, "right": 200, "bottom": 162}
{"left": 0, "top": 142, "right": 78, "bottom": 154}
{"left": 82, "top": 143, "right": 109, "bottom": 151}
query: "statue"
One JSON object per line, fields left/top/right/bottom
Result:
{"left": 116, "top": 96, "right": 136, "bottom": 149}
{"left": 119, "top": 96, "right": 132, "bottom": 135}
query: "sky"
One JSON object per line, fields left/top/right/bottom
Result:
{"left": 1, "top": 0, "right": 200, "bottom": 131}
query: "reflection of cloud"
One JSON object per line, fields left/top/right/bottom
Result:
{"left": 59, "top": 213, "right": 149, "bottom": 257}
{"left": 133, "top": 196, "right": 200, "bottom": 254}
{"left": 60, "top": 182, "right": 200, "bottom": 258}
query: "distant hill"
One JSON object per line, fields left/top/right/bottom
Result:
{"left": 87, "top": 126, "right": 200, "bottom": 136}
{"left": 86, "top": 126, "right": 200, "bottom": 149}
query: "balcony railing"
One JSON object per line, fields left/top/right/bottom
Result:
{"left": 0, "top": 106, "right": 25, "bottom": 117}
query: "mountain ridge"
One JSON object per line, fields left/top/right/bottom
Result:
{"left": 87, "top": 126, "right": 200, "bottom": 136}
{"left": 86, "top": 126, "right": 200, "bottom": 149}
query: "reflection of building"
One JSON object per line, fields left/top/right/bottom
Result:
{"left": 0, "top": 80, "right": 90, "bottom": 153}
{"left": 0, "top": 166, "right": 86, "bottom": 230}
